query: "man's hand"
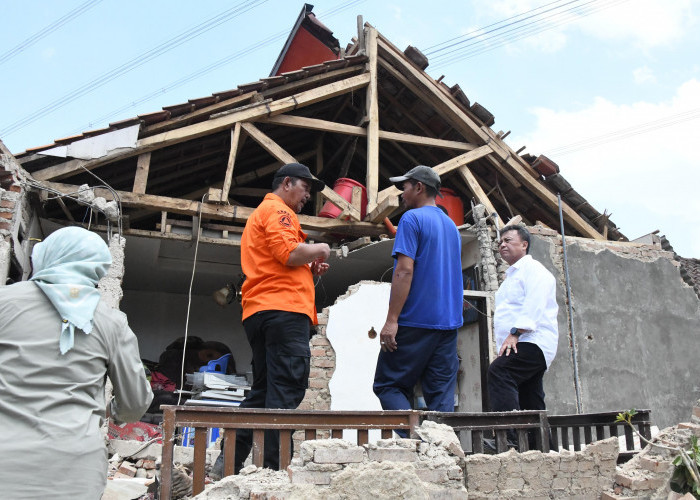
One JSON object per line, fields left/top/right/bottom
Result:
{"left": 379, "top": 320, "right": 399, "bottom": 352}
{"left": 310, "top": 258, "right": 329, "bottom": 276}
{"left": 499, "top": 334, "right": 519, "bottom": 356}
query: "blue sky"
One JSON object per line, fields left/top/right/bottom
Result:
{"left": 2, "top": 0, "right": 699, "bottom": 256}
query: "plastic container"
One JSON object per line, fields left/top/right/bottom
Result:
{"left": 199, "top": 353, "right": 232, "bottom": 374}
{"left": 318, "top": 178, "right": 368, "bottom": 220}
{"left": 436, "top": 188, "right": 464, "bottom": 226}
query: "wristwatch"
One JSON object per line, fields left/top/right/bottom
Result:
{"left": 509, "top": 327, "right": 521, "bottom": 337}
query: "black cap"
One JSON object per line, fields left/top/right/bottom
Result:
{"left": 274, "top": 163, "right": 325, "bottom": 192}
{"left": 389, "top": 165, "right": 443, "bottom": 198}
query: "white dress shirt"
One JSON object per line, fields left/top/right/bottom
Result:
{"left": 494, "top": 254, "right": 559, "bottom": 368}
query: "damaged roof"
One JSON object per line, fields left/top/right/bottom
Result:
{"left": 15, "top": 5, "right": 624, "bottom": 243}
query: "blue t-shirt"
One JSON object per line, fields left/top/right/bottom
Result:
{"left": 392, "top": 205, "right": 463, "bottom": 330}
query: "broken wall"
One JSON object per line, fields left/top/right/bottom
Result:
{"left": 527, "top": 228, "right": 700, "bottom": 428}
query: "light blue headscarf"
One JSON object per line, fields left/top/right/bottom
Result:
{"left": 30, "top": 227, "right": 112, "bottom": 354}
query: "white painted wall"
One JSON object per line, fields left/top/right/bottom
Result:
{"left": 120, "top": 290, "right": 251, "bottom": 373}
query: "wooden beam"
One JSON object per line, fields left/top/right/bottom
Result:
{"left": 377, "top": 35, "right": 489, "bottom": 145}
{"left": 365, "top": 26, "right": 380, "bottom": 215}
{"left": 457, "top": 165, "right": 500, "bottom": 228}
{"left": 365, "top": 194, "right": 401, "bottom": 223}
{"left": 240, "top": 122, "right": 361, "bottom": 221}
{"left": 31, "top": 73, "right": 371, "bottom": 182}
{"left": 132, "top": 152, "right": 151, "bottom": 194}
{"left": 262, "top": 114, "right": 476, "bottom": 150}
{"left": 42, "top": 181, "right": 386, "bottom": 236}
{"left": 240, "top": 122, "right": 295, "bottom": 164}
{"left": 143, "top": 92, "right": 256, "bottom": 135}
{"left": 220, "top": 123, "right": 242, "bottom": 202}
{"left": 480, "top": 129, "right": 604, "bottom": 239}
{"left": 376, "top": 145, "right": 494, "bottom": 204}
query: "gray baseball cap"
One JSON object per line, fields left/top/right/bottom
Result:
{"left": 389, "top": 165, "right": 443, "bottom": 197}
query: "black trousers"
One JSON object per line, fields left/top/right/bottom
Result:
{"left": 487, "top": 341, "right": 547, "bottom": 447}
{"left": 233, "top": 310, "right": 311, "bottom": 471}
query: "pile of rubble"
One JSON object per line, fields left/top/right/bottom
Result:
{"left": 601, "top": 402, "right": 700, "bottom": 500}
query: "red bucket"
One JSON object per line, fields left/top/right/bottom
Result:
{"left": 318, "top": 178, "right": 368, "bottom": 220}
{"left": 436, "top": 188, "right": 464, "bottom": 226}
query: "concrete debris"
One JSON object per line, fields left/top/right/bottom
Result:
{"left": 601, "top": 416, "right": 700, "bottom": 500}
{"left": 415, "top": 420, "right": 465, "bottom": 458}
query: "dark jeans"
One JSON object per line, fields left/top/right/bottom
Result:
{"left": 487, "top": 341, "right": 547, "bottom": 448}
{"left": 373, "top": 326, "right": 459, "bottom": 437}
{"left": 232, "top": 310, "right": 311, "bottom": 471}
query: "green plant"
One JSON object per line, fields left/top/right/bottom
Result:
{"left": 616, "top": 409, "right": 700, "bottom": 498}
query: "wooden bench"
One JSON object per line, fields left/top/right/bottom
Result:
{"left": 547, "top": 409, "right": 652, "bottom": 462}
{"left": 160, "top": 406, "right": 420, "bottom": 498}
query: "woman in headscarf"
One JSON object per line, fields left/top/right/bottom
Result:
{"left": 0, "top": 226, "right": 153, "bottom": 500}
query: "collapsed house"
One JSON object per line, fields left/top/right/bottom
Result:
{"left": 0, "top": 4, "right": 698, "bottom": 450}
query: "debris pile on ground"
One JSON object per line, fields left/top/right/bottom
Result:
{"left": 601, "top": 401, "right": 700, "bottom": 500}
{"left": 193, "top": 420, "right": 467, "bottom": 499}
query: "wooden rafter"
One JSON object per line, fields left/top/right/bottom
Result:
{"left": 220, "top": 123, "right": 242, "bottom": 202}
{"left": 377, "top": 145, "right": 494, "bottom": 203}
{"left": 31, "top": 73, "right": 371, "bottom": 182}
{"left": 261, "top": 114, "right": 476, "bottom": 151}
{"left": 43, "top": 181, "right": 386, "bottom": 236}
{"left": 240, "top": 122, "right": 362, "bottom": 221}
{"left": 132, "top": 152, "right": 151, "bottom": 194}
{"left": 365, "top": 26, "right": 380, "bottom": 214}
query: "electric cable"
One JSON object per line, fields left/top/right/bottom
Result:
{"left": 425, "top": 0, "right": 583, "bottom": 55}
{"left": 71, "top": 0, "right": 366, "bottom": 135}
{"left": 176, "top": 194, "right": 206, "bottom": 406}
{"left": 0, "top": 0, "right": 105, "bottom": 66}
{"left": 429, "top": 0, "right": 631, "bottom": 71}
{"left": 1, "top": 0, "right": 270, "bottom": 138}
{"left": 543, "top": 106, "right": 700, "bottom": 157}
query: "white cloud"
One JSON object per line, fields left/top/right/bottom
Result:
{"left": 576, "top": 0, "right": 697, "bottom": 49}
{"left": 473, "top": 0, "right": 697, "bottom": 53}
{"left": 633, "top": 65, "right": 656, "bottom": 84}
{"left": 513, "top": 79, "right": 700, "bottom": 256}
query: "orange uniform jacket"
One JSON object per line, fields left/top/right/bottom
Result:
{"left": 240, "top": 193, "right": 317, "bottom": 324}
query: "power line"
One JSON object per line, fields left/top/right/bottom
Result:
{"left": 0, "top": 0, "right": 270, "bottom": 138}
{"left": 429, "top": 0, "right": 631, "bottom": 71}
{"left": 425, "top": 0, "right": 582, "bottom": 55}
{"left": 70, "top": 0, "right": 366, "bottom": 135}
{"left": 544, "top": 107, "right": 700, "bottom": 157}
{"left": 0, "top": 0, "right": 105, "bottom": 66}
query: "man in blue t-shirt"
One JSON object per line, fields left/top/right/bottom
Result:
{"left": 373, "top": 166, "right": 463, "bottom": 427}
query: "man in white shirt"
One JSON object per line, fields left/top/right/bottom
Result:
{"left": 488, "top": 225, "right": 558, "bottom": 447}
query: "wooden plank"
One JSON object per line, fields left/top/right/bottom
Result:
{"left": 43, "top": 181, "right": 386, "bottom": 236}
{"left": 192, "top": 427, "right": 207, "bottom": 495}
{"left": 478, "top": 127, "right": 604, "bottom": 240}
{"left": 252, "top": 430, "right": 264, "bottom": 467}
{"left": 365, "top": 194, "right": 400, "bottom": 223}
{"left": 143, "top": 92, "right": 256, "bottom": 135}
{"left": 279, "top": 430, "right": 292, "bottom": 471}
{"left": 241, "top": 122, "right": 361, "bottom": 221}
{"left": 32, "top": 158, "right": 88, "bottom": 182}
{"left": 457, "top": 164, "right": 501, "bottom": 228}
{"left": 240, "top": 122, "right": 295, "bottom": 164}
{"left": 365, "top": 26, "right": 380, "bottom": 215}
{"left": 376, "top": 145, "right": 493, "bottom": 204}
{"left": 262, "top": 114, "right": 476, "bottom": 151}
{"left": 220, "top": 123, "right": 242, "bottom": 202}
{"left": 132, "top": 152, "right": 151, "bottom": 194}
{"left": 377, "top": 35, "right": 489, "bottom": 145}
{"left": 31, "top": 73, "right": 371, "bottom": 182}
{"left": 223, "top": 429, "right": 236, "bottom": 477}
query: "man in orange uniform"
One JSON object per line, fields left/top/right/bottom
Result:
{"left": 233, "top": 162, "right": 330, "bottom": 472}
